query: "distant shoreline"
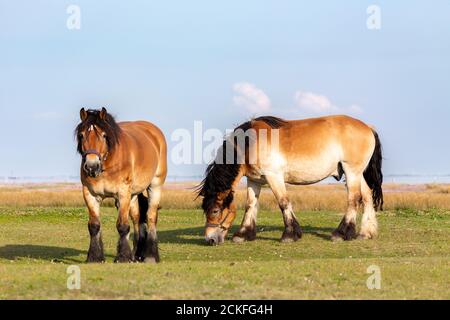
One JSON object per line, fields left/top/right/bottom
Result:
{"left": 1, "top": 174, "right": 450, "bottom": 184}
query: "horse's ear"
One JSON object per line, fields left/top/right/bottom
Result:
{"left": 100, "top": 107, "right": 107, "bottom": 120}
{"left": 80, "top": 108, "right": 87, "bottom": 121}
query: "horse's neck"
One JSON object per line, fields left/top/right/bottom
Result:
{"left": 102, "top": 145, "right": 123, "bottom": 171}
{"left": 105, "top": 133, "right": 126, "bottom": 163}
{"left": 230, "top": 165, "right": 245, "bottom": 190}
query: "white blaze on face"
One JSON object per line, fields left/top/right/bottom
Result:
{"left": 85, "top": 153, "right": 100, "bottom": 163}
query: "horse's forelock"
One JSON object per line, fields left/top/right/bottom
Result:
{"left": 197, "top": 159, "right": 240, "bottom": 214}
{"left": 75, "top": 109, "right": 122, "bottom": 154}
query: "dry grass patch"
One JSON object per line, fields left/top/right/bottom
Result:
{"left": 0, "top": 183, "right": 449, "bottom": 211}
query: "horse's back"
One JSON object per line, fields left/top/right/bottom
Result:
{"left": 119, "top": 121, "right": 166, "bottom": 152}
{"left": 281, "top": 115, "right": 374, "bottom": 151}
{"left": 286, "top": 115, "right": 371, "bottom": 133}
{"left": 249, "top": 115, "right": 376, "bottom": 184}
{"left": 119, "top": 120, "right": 167, "bottom": 187}
{"left": 310, "top": 115, "right": 376, "bottom": 166}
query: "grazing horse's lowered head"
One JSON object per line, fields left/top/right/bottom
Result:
{"left": 75, "top": 107, "right": 121, "bottom": 178}
{"left": 197, "top": 156, "right": 242, "bottom": 245}
{"left": 196, "top": 117, "right": 286, "bottom": 245}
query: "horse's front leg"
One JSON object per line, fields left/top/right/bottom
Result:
{"left": 83, "top": 186, "right": 105, "bottom": 263}
{"left": 115, "top": 190, "right": 134, "bottom": 263}
{"left": 232, "top": 180, "right": 261, "bottom": 243}
{"left": 265, "top": 174, "right": 302, "bottom": 242}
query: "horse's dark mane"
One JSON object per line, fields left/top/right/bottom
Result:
{"left": 251, "top": 116, "right": 288, "bottom": 129}
{"left": 75, "top": 109, "right": 122, "bottom": 154}
{"left": 197, "top": 143, "right": 241, "bottom": 211}
{"left": 197, "top": 116, "right": 287, "bottom": 211}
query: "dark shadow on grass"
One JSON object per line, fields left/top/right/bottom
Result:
{"left": 0, "top": 226, "right": 336, "bottom": 262}
{"left": 157, "top": 227, "right": 208, "bottom": 246}
{"left": 157, "top": 225, "right": 252, "bottom": 246}
{"left": 0, "top": 244, "right": 112, "bottom": 263}
{"left": 156, "top": 224, "right": 334, "bottom": 245}
{"left": 256, "top": 224, "right": 334, "bottom": 241}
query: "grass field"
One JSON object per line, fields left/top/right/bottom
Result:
{"left": 0, "top": 183, "right": 449, "bottom": 299}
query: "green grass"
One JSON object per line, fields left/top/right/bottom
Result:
{"left": 0, "top": 207, "right": 449, "bottom": 299}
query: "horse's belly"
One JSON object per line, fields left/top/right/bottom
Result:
{"left": 130, "top": 176, "right": 153, "bottom": 194}
{"left": 284, "top": 157, "right": 339, "bottom": 185}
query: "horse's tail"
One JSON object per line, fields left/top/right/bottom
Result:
{"left": 363, "top": 130, "right": 384, "bottom": 211}
{"left": 134, "top": 193, "right": 149, "bottom": 260}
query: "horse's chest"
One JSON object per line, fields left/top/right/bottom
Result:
{"left": 86, "top": 177, "right": 148, "bottom": 199}
{"left": 86, "top": 180, "right": 118, "bottom": 198}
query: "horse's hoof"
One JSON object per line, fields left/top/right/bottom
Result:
{"left": 332, "top": 222, "right": 357, "bottom": 241}
{"left": 331, "top": 234, "right": 344, "bottom": 242}
{"left": 281, "top": 237, "right": 296, "bottom": 243}
{"left": 281, "top": 224, "right": 302, "bottom": 243}
{"left": 143, "top": 257, "right": 157, "bottom": 264}
{"left": 357, "top": 233, "right": 372, "bottom": 240}
{"left": 86, "top": 257, "right": 105, "bottom": 263}
{"left": 281, "top": 231, "right": 302, "bottom": 243}
{"left": 232, "top": 229, "right": 256, "bottom": 243}
{"left": 233, "top": 225, "right": 257, "bottom": 242}
{"left": 114, "top": 256, "right": 133, "bottom": 263}
{"left": 232, "top": 236, "right": 245, "bottom": 243}
{"left": 86, "top": 253, "right": 105, "bottom": 263}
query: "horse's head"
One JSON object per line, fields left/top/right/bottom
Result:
{"left": 75, "top": 107, "right": 121, "bottom": 178}
{"left": 197, "top": 155, "right": 242, "bottom": 245}
{"left": 201, "top": 189, "right": 237, "bottom": 245}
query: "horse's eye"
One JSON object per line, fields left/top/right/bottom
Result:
{"left": 210, "top": 208, "right": 220, "bottom": 216}
{"left": 78, "top": 134, "right": 83, "bottom": 140}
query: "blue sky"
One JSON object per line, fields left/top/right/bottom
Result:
{"left": 0, "top": 1, "right": 449, "bottom": 178}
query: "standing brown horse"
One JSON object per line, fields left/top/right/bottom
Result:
{"left": 76, "top": 108, "right": 167, "bottom": 263}
{"left": 198, "top": 115, "right": 383, "bottom": 245}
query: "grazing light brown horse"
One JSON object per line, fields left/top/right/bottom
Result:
{"left": 198, "top": 115, "right": 383, "bottom": 245}
{"left": 76, "top": 108, "right": 167, "bottom": 263}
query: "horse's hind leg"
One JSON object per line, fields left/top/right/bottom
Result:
{"left": 358, "top": 177, "right": 378, "bottom": 239}
{"left": 131, "top": 193, "right": 149, "bottom": 262}
{"left": 129, "top": 196, "right": 140, "bottom": 259}
{"left": 265, "top": 174, "right": 302, "bottom": 242}
{"left": 232, "top": 180, "right": 261, "bottom": 243}
{"left": 142, "top": 183, "right": 162, "bottom": 263}
{"left": 332, "top": 170, "right": 361, "bottom": 241}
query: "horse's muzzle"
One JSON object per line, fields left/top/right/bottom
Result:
{"left": 205, "top": 229, "right": 225, "bottom": 246}
{"left": 83, "top": 160, "right": 102, "bottom": 178}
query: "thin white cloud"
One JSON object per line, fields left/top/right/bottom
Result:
{"left": 294, "top": 90, "right": 362, "bottom": 115}
{"left": 233, "top": 82, "right": 271, "bottom": 113}
{"left": 294, "top": 91, "right": 338, "bottom": 113}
